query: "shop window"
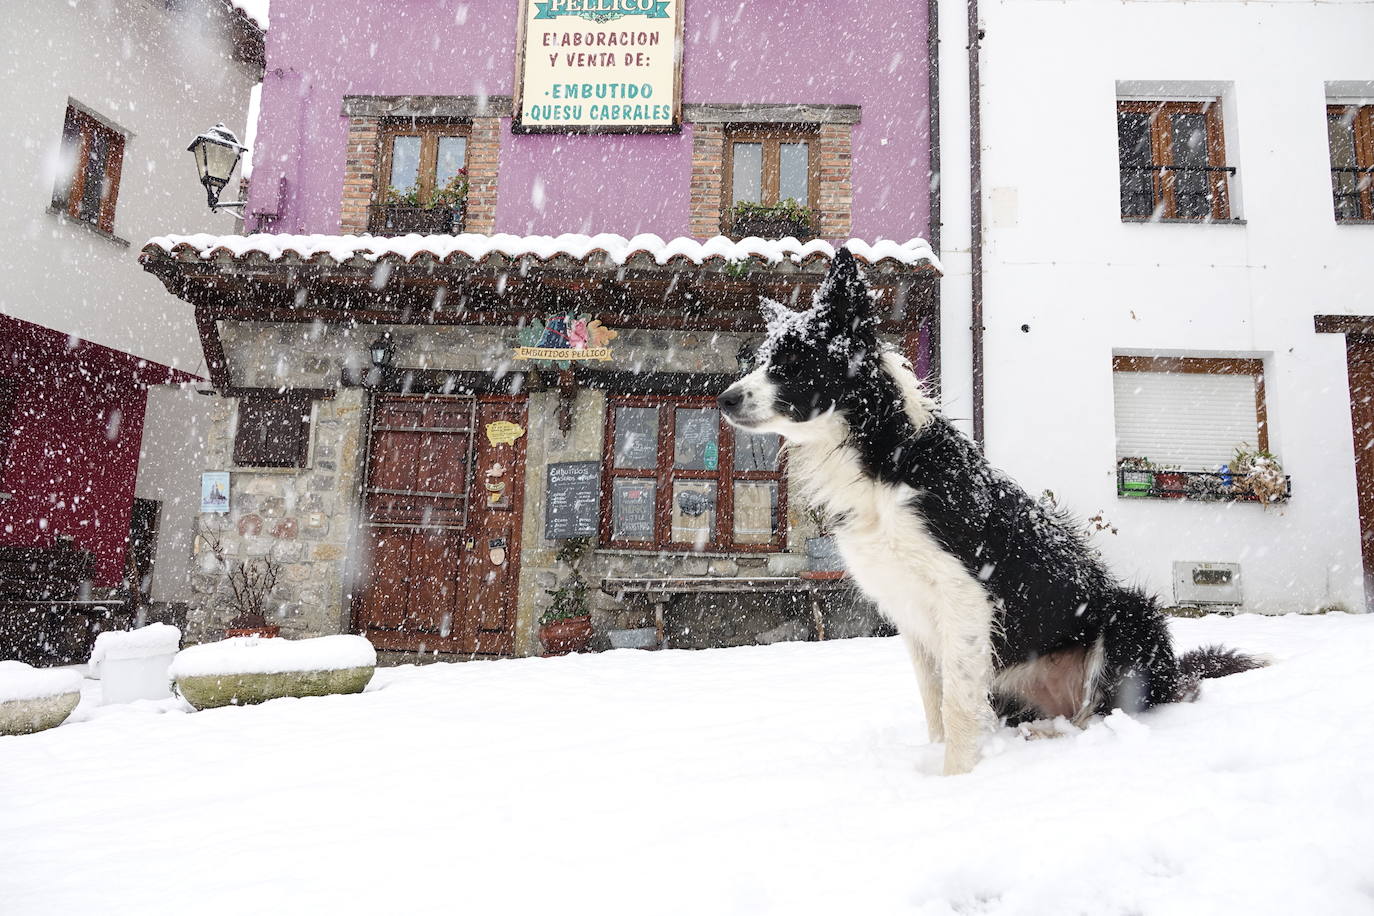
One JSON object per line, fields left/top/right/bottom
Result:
{"left": 51, "top": 105, "right": 125, "bottom": 234}
{"left": 722, "top": 126, "right": 818, "bottom": 240}
{"left": 602, "top": 396, "right": 786, "bottom": 551}
{"left": 1327, "top": 105, "right": 1374, "bottom": 221}
{"left": 1112, "top": 356, "right": 1279, "bottom": 499}
{"left": 233, "top": 393, "right": 313, "bottom": 469}
{"left": 1117, "top": 101, "right": 1232, "bottom": 221}
{"left": 372, "top": 120, "right": 469, "bottom": 235}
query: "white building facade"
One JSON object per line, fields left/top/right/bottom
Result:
{"left": 0, "top": 0, "right": 260, "bottom": 615}
{"left": 937, "top": 0, "right": 1374, "bottom": 613}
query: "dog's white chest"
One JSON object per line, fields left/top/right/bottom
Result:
{"left": 829, "top": 480, "right": 976, "bottom": 651}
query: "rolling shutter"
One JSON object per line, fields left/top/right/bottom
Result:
{"left": 1113, "top": 370, "right": 1260, "bottom": 469}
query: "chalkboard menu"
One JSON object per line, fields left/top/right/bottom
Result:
{"left": 545, "top": 461, "right": 601, "bottom": 540}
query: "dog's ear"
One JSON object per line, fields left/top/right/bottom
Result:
{"left": 812, "top": 247, "right": 877, "bottom": 350}
{"left": 759, "top": 297, "right": 792, "bottom": 328}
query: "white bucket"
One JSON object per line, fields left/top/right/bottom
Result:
{"left": 89, "top": 623, "right": 181, "bottom": 704}
{"left": 98, "top": 650, "right": 176, "bottom": 704}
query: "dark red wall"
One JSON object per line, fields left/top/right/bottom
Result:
{"left": 0, "top": 316, "right": 189, "bottom": 588}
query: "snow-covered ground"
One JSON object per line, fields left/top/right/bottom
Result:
{"left": 2, "top": 613, "right": 1371, "bottom": 915}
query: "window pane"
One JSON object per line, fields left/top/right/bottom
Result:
{"left": 388, "top": 136, "right": 421, "bottom": 193}
{"left": 1117, "top": 111, "right": 1154, "bottom": 218}
{"left": 732, "top": 142, "right": 763, "bottom": 204}
{"left": 1328, "top": 111, "right": 1363, "bottom": 220}
{"left": 734, "top": 430, "right": 781, "bottom": 471}
{"left": 672, "top": 480, "right": 716, "bottom": 546}
{"left": 612, "top": 478, "right": 657, "bottom": 542}
{"left": 436, "top": 136, "right": 467, "bottom": 190}
{"left": 734, "top": 481, "right": 779, "bottom": 544}
{"left": 614, "top": 406, "right": 658, "bottom": 469}
{"left": 779, "top": 142, "right": 809, "bottom": 205}
{"left": 52, "top": 113, "right": 81, "bottom": 211}
{"left": 1170, "top": 112, "right": 1212, "bottom": 219}
{"left": 78, "top": 128, "right": 109, "bottom": 223}
{"left": 674, "top": 408, "right": 720, "bottom": 470}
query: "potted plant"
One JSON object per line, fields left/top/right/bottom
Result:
{"left": 1154, "top": 464, "right": 1188, "bottom": 499}
{"left": 195, "top": 530, "right": 282, "bottom": 638}
{"left": 1117, "top": 457, "right": 1156, "bottom": 497}
{"left": 1184, "top": 472, "right": 1227, "bottom": 501}
{"left": 370, "top": 170, "right": 468, "bottom": 235}
{"left": 729, "top": 198, "right": 816, "bottom": 241}
{"left": 539, "top": 537, "right": 593, "bottom": 656}
{"left": 1230, "top": 446, "right": 1287, "bottom": 508}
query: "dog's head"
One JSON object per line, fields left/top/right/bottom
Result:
{"left": 717, "top": 248, "right": 880, "bottom": 440}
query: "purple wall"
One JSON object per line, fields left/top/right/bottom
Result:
{"left": 248, "top": 0, "right": 931, "bottom": 241}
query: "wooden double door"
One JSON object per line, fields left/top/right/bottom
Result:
{"left": 353, "top": 394, "right": 527, "bottom": 655}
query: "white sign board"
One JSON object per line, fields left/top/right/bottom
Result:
{"left": 513, "top": 0, "right": 683, "bottom": 133}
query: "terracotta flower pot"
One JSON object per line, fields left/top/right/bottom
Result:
{"left": 539, "top": 615, "right": 593, "bottom": 656}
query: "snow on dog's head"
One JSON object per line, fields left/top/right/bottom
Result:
{"left": 718, "top": 248, "right": 886, "bottom": 440}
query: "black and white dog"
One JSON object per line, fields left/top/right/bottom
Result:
{"left": 718, "top": 249, "right": 1260, "bottom": 776}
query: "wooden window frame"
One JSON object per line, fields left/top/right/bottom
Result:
{"left": 232, "top": 392, "right": 315, "bottom": 469}
{"left": 52, "top": 106, "right": 125, "bottom": 234}
{"left": 600, "top": 394, "right": 788, "bottom": 553}
{"left": 1111, "top": 355, "right": 1267, "bottom": 453}
{"left": 721, "top": 125, "right": 820, "bottom": 235}
{"left": 1117, "top": 101, "right": 1231, "bottom": 221}
{"left": 375, "top": 119, "right": 471, "bottom": 206}
{"left": 1327, "top": 104, "right": 1374, "bottom": 222}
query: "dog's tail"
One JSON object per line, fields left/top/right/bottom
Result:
{"left": 1179, "top": 644, "right": 1267, "bottom": 681}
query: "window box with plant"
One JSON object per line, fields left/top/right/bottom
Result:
{"left": 728, "top": 199, "right": 816, "bottom": 241}
{"left": 724, "top": 127, "right": 819, "bottom": 240}
{"left": 369, "top": 120, "right": 469, "bottom": 236}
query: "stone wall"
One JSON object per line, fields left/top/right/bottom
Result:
{"left": 187, "top": 389, "right": 366, "bottom": 643}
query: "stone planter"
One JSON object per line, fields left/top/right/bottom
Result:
{"left": 607, "top": 626, "right": 659, "bottom": 650}
{"left": 168, "top": 634, "right": 377, "bottom": 711}
{"left": 805, "top": 535, "right": 845, "bottom": 572}
{"left": 174, "top": 666, "right": 375, "bottom": 711}
{"left": 0, "top": 661, "right": 83, "bottom": 736}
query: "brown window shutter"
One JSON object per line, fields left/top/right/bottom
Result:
{"left": 233, "top": 394, "right": 312, "bottom": 468}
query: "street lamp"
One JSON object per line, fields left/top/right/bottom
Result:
{"left": 369, "top": 333, "right": 396, "bottom": 371}
{"left": 187, "top": 123, "right": 248, "bottom": 214}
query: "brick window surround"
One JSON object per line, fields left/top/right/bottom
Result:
{"left": 687, "top": 103, "right": 858, "bottom": 239}
{"left": 340, "top": 96, "right": 510, "bottom": 235}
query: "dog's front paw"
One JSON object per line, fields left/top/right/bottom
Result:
{"left": 942, "top": 746, "right": 978, "bottom": 776}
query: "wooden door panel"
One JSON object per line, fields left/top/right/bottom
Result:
{"left": 457, "top": 398, "right": 528, "bottom": 655}
{"left": 367, "top": 430, "right": 422, "bottom": 492}
{"left": 414, "top": 431, "right": 470, "bottom": 496}
{"left": 356, "top": 529, "right": 414, "bottom": 630}
{"left": 406, "top": 530, "right": 464, "bottom": 635}
{"left": 1346, "top": 338, "right": 1374, "bottom": 609}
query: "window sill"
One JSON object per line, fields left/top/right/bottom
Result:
{"left": 45, "top": 206, "right": 130, "bottom": 247}
{"left": 595, "top": 547, "right": 784, "bottom": 559}
{"left": 1334, "top": 219, "right": 1374, "bottom": 226}
{"left": 1120, "top": 217, "right": 1246, "bottom": 226}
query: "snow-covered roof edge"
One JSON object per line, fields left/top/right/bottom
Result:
{"left": 141, "top": 232, "right": 942, "bottom": 274}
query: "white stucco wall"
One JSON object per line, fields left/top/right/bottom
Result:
{"left": 0, "top": 0, "right": 257, "bottom": 372}
{"left": 1, "top": 0, "right": 259, "bottom": 603}
{"left": 940, "top": 0, "right": 1374, "bottom": 613}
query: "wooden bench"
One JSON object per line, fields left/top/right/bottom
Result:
{"left": 0, "top": 545, "right": 130, "bottom": 665}
{"left": 600, "top": 574, "right": 852, "bottom": 648}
